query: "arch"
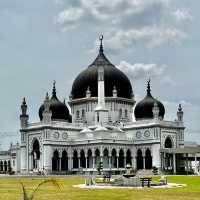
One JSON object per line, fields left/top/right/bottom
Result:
{"left": 52, "top": 150, "right": 60, "bottom": 171}
{"left": 32, "top": 139, "right": 40, "bottom": 169}
{"left": 76, "top": 110, "right": 80, "bottom": 119}
{"left": 61, "top": 150, "right": 68, "bottom": 171}
{"left": 73, "top": 150, "right": 79, "bottom": 169}
{"left": 119, "top": 109, "right": 122, "bottom": 119}
{"left": 103, "top": 148, "right": 109, "bottom": 168}
{"left": 4, "top": 161, "right": 7, "bottom": 172}
{"left": 80, "top": 150, "right": 86, "bottom": 168}
{"left": 118, "top": 149, "right": 125, "bottom": 168}
{"left": 8, "top": 160, "right": 11, "bottom": 172}
{"left": 145, "top": 149, "right": 152, "bottom": 169}
{"left": 82, "top": 109, "right": 85, "bottom": 118}
{"left": 125, "top": 109, "right": 128, "bottom": 118}
{"left": 126, "top": 149, "right": 132, "bottom": 166}
{"left": 111, "top": 149, "right": 117, "bottom": 168}
{"left": 87, "top": 149, "right": 93, "bottom": 168}
{"left": 0, "top": 161, "right": 3, "bottom": 171}
{"left": 95, "top": 149, "right": 100, "bottom": 168}
{"left": 165, "top": 137, "right": 173, "bottom": 148}
{"left": 137, "top": 149, "right": 143, "bottom": 170}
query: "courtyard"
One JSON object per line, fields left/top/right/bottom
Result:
{"left": 0, "top": 175, "right": 200, "bottom": 200}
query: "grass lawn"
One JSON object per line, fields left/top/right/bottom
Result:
{"left": 0, "top": 175, "right": 200, "bottom": 200}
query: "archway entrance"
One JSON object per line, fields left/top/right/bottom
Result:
{"left": 61, "top": 150, "right": 68, "bottom": 171}
{"left": 126, "top": 149, "right": 132, "bottom": 166}
{"left": 137, "top": 149, "right": 143, "bottom": 170}
{"left": 52, "top": 150, "right": 59, "bottom": 171}
{"left": 32, "top": 139, "right": 40, "bottom": 169}
{"left": 73, "top": 150, "right": 78, "bottom": 169}
{"left": 145, "top": 149, "right": 152, "bottom": 169}
{"left": 111, "top": 149, "right": 117, "bottom": 168}
{"left": 87, "top": 149, "right": 93, "bottom": 168}
{"left": 95, "top": 149, "right": 100, "bottom": 168}
{"left": 80, "top": 150, "right": 86, "bottom": 168}
{"left": 103, "top": 149, "right": 109, "bottom": 168}
{"left": 118, "top": 149, "right": 124, "bottom": 168}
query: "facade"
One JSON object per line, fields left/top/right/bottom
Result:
{"left": 0, "top": 143, "right": 20, "bottom": 174}
{"left": 16, "top": 37, "right": 198, "bottom": 175}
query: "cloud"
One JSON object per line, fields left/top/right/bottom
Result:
{"left": 160, "top": 75, "right": 176, "bottom": 86}
{"left": 55, "top": 7, "right": 84, "bottom": 28}
{"left": 172, "top": 9, "right": 193, "bottom": 22}
{"left": 103, "top": 26, "right": 186, "bottom": 52}
{"left": 117, "top": 60, "right": 166, "bottom": 79}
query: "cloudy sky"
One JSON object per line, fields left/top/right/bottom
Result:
{"left": 0, "top": 0, "right": 199, "bottom": 149}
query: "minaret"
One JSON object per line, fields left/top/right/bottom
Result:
{"left": 94, "top": 35, "right": 108, "bottom": 125}
{"left": 177, "top": 104, "right": 183, "bottom": 122}
{"left": 86, "top": 86, "right": 91, "bottom": 98}
{"left": 20, "top": 97, "right": 29, "bottom": 128}
{"left": 42, "top": 92, "right": 52, "bottom": 123}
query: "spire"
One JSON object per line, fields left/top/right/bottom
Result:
{"left": 99, "top": 34, "right": 104, "bottom": 54}
{"left": 52, "top": 80, "right": 57, "bottom": 98}
{"left": 21, "top": 97, "right": 27, "bottom": 115}
{"left": 147, "top": 78, "right": 151, "bottom": 95}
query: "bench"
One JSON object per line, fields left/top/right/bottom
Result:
{"left": 103, "top": 174, "right": 111, "bottom": 182}
{"left": 140, "top": 177, "right": 152, "bottom": 187}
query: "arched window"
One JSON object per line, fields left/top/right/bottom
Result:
{"left": 103, "top": 149, "right": 109, "bottom": 168}
{"left": 95, "top": 149, "right": 100, "bottom": 167}
{"left": 165, "top": 137, "right": 173, "bottom": 148}
{"left": 32, "top": 139, "right": 40, "bottom": 169}
{"left": 87, "top": 149, "right": 93, "bottom": 168}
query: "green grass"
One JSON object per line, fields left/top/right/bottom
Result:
{"left": 0, "top": 176, "right": 200, "bottom": 200}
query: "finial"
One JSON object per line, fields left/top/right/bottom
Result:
{"left": 45, "top": 92, "right": 49, "bottom": 100}
{"left": 22, "top": 97, "right": 26, "bottom": 105}
{"left": 147, "top": 78, "right": 151, "bottom": 95}
{"left": 178, "top": 104, "right": 182, "bottom": 112}
{"left": 99, "top": 34, "right": 104, "bottom": 53}
{"left": 52, "top": 80, "right": 56, "bottom": 97}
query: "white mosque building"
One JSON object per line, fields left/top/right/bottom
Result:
{"left": 1, "top": 36, "right": 200, "bottom": 175}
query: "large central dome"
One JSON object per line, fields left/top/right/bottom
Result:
{"left": 70, "top": 39, "right": 133, "bottom": 100}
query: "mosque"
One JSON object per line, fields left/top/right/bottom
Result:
{"left": 0, "top": 36, "right": 200, "bottom": 175}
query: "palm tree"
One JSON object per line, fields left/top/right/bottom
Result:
{"left": 20, "top": 178, "right": 61, "bottom": 200}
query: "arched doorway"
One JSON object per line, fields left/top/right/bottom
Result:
{"left": 87, "top": 149, "right": 93, "bottom": 168}
{"left": 32, "top": 139, "right": 40, "bottom": 169}
{"left": 73, "top": 150, "right": 78, "bottom": 169}
{"left": 165, "top": 137, "right": 173, "bottom": 148}
{"left": 111, "top": 149, "right": 117, "bottom": 168}
{"left": 95, "top": 149, "right": 100, "bottom": 168}
{"left": 118, "top": 149, "right": 124, "bottom": 168}
{"left": 145, "top": 149, "right": 152, "bottom": 169}
{"left": 164, "top": 137, "right": 173, "bottom": 170}
{"left": 103, "top": 149, "right": 109, "bottom": 168}
{"left": 126, "top": 149, "right": 132, "bottom": 166}
{"left": 52, "top": 150, "right": 59, "bottom": 171}
{"left": 61, "top": 150, "right": 68, "bottom": 171}
{"left": 137, "top": 149, "right": 143, "bottom": 170}
{"left": 80, "top": 150, "right": 86, "bottom": 168}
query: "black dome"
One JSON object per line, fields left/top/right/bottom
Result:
{"left": 71, "top": 42, "right": 133, "bottom": 99}
{"left": 39, "top": 83, "right": 71, "bottom": 122}
{"left": 134, "top": 80, "right": 165, "bottom": 120}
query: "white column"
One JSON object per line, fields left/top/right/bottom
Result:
{"left": 85, "top": 157, "right": 88, "bottom": 169}
{"left": 143, "top": 157, "right": 146, "bottom": 169}
{"left": 173, "top": 153, "right": 176, "bottom": 174}
{"left": 194, "top": 154, "right": 198, "bottom": 174}
{"left": 20, "top": 146, "right": 27, "bottom": 173}
{"left": 109, "top": 157, "right": 111, "bottom": 169}
{"left": 92, "top": 156, "right": 95, "bottom": 169}
{"left": 117, "top": 157, "right": 119, "bottom": 169}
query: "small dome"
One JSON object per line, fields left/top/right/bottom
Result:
{"left": 39, "top": 82, "right": 71, "bottom": 122}
{"left": 71, "top": 37, "right": 133, "bottom": 100}
{"left": 134, "top": 80, "right": 165, "bottom": 120}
